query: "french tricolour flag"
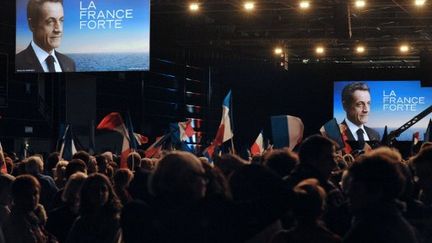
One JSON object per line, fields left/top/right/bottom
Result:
{"left": 320, "top": 118, "right": 345, "bottom": 149}
{"left": 171, "top": 119, "right": 195, "bottom": 142}
{"left": 214, "top": 90, "right": 233, "bottom": 146}
{"left": 97, "top": 112, "right": 131, "bottom": 168}
{"left": 202, "top": 143, "right": 216, "bottom": 161}
{"left": 59, "top": 124, "right": 77, "bottom": 161}
{"left": 144, "top": 134, "right": 170, "bottom": 158}
{"left": 134, "top": 132, "right": 149, "bottom": 145}
{"left": 97, "top": 112, "right": 128, "bottom": 137}
{"left": 250, "top": 131, "right": 264, "bottom": 156}
{"left": 271, "top": 115, "right": 304, "bottom": 150}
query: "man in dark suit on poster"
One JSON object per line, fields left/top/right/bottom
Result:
{"left": 341, "top": 82, "right": 380, "bottom": 151}
{"left": 16, "top": 0, "right": 75, "bottom": 73}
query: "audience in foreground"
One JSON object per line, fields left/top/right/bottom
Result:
{"left": 1, "top": 135, "right": 432, "bottom": 243}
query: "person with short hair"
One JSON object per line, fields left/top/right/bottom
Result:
{"left": 73, "top": 151, "right": 97, "bottom": 174}
{"left": 286, "top": 135, "right": 350, "bottom": 235}
{"left": 344, "top": 154, "right": 419, "bottom": 243}
{"left": 126, "top": 152, "right": 141, "bottom": 171}
{"left": 263, "top": 148, "right": 299, "bottom": 178}
{"left": 24, "top": 156, "right": 59, "bottom": 210}
{"left": 113, "top": 168, "right": 134, "bottom": 205}
{"left": 340, "top": 82, "right": 380, "bottom": 151}
{"left": 44, "top": 152, "right": 60, "bottom": 177}
{"left": 271, "top": 179, "right": 341, "bottom": 243}
{"left": 411, "top": 147, "right": 432, "bottom": 205}
{"left": 288, "top": 135, "right": 338, "bottom": 190}
{"left": 150, "top": 151, "right": 208, "bottom": 202}
{"left": 16, "top": 0, "right": 75, "bottom": 72}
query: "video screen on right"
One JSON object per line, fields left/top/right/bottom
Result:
{"left": 333, "top": 80, "right": 432, "bottom": 141}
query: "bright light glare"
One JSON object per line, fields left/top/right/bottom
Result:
{"left": 316, "top": 46, "right": 325, "bottom": 54}
{"left": 189, "top": 3, "right": 199, "bottom": 11}
{"left": 415, "top": 0, "right": 426, "bottom": 6}
{"left": 355, "top": 0, "right": 366, "bottom": 8}
{"left": 356, "top": 46, "right": 365, "bottom": 53}
{"left": 400, "top": 45, "right": 410, "bottom": 53}
{"left": 244, "top": 2, "right": 255, "bottom": 11}
{"left": 274, "top": 48, "right": 283, "bottom": 55}
{"left": 299, "top": 1, "right": 310, "bottom": 9}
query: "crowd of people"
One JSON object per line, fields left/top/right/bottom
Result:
{"left": 1, "top": 134, "right": 432, "bottom": 243}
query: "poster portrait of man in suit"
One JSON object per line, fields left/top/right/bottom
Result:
{"left": 341, "top": 82, "right": 380, "bottom": 150}
{"left": 16, "top": 0, "right": 75, "bottom": 73}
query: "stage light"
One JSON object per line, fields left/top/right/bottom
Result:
{"left": 356, "top": 45, "right": 365, "bottom": 54}
{"left": 274, "top": 47, "right": 283, "bottom": 55}
{"left": 400, "top": 44, "right": 410, "bottom": 53}
{"left": 355, "top": 0, "right": 366, "bottom": 8}
{"left": 244, "top": 1, "right": 255, "bottom": 11}
{"left": 316, "top": 46, "right": 325, "bottom": 55}
{"left": 415, "top": 0, "right": 426, "bottom": 6}
{"left": 189, "top": 3, "right": 200, "bottom": 12}
{"left": 299, "top": 1, "right": 310, "bottom": 9}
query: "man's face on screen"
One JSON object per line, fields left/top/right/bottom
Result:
{"left": 32, "top": 2, "right": 64, "bottom": 53}
{"left": 346, "top": 90, "right": 371, "bottom": 126}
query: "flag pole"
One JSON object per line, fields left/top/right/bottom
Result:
{"left": 230, "top": 139, "right": 235, "bottom": 154}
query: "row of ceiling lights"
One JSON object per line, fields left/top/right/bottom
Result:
{"left": 273, "top": 44, "right": 412, "bottom": 56}
{"left": 189, "top": 0, "right": 427, "bottom": 12}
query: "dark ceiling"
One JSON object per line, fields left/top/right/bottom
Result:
{"left": 152, "top": 0, "right": 432, "bottom": 67}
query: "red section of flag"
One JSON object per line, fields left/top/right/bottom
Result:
{"left": 134, "top": 133, "right": 149, "bottom": 145}
{"left": 214, "top": 124, "right": 225, "bottom": 146}
{"left": 250, "top": 143, "right": 261, "bottom": 156}
{"left": 205, "top": 144, "right": 216, "bottom": 158}
{"left": 339, "top": 123, "right": 353, "bottom": 154}
{"left": 97, "top": 112, "right": 124, "bottom": 130}
{"left": 184, "top": 120, "right": 195, "bottom": 138}
{"left": 144, "top": 147, "right": 161, "bottom": 158}
{"left": 144, "top": 136, "right": 165, "bottom": 158}
{"left": 0, "top": 163, "right": 6, "bottom": 173}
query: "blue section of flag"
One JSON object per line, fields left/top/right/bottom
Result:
{"left": 126, "top": 112, "right": 138, "bottom": 150}
{"left": 271, "top": 116, "right": 290, "bottom": 149}
{"left": 223, "top": 90, "right": 232, "bottom": 108}
{"left": 57, "top": 123, "right": 66, "bottom": 151}
{"left": 169, "top": 122, "right": 181, "bottom": 142}
{"left": 61, "top": 125, "right": 76, "bottom": 161}
{"left": 169, "top": 122, "right": 195, "bottom": 152}
{"left": 179, "top": 141, "right": 194, "bottom": 153}
{"left": 323, "top": 118, "right": 345, "bottom": 149}
{"left": 203, "top": 150, "right": 212, "bottom": 163}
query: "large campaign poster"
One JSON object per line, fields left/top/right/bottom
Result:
{"left": 334, "top": 80, "right": 432, "bottom": 141}
{"left": 16, "top": 0, "right": 150, "bottom": 72}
